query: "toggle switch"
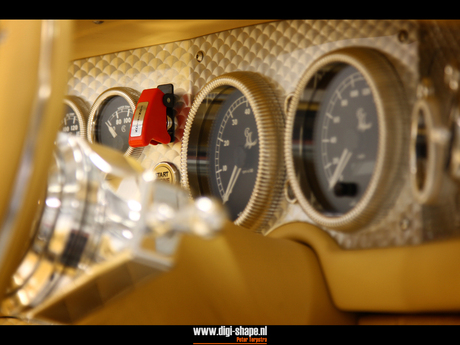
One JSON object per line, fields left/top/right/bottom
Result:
{"left": 129, "top": 84, "right": 175, "bottom": 147}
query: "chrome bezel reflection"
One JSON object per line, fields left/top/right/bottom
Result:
{"left": 180, "top": 72, "right": 284, "bottom": 232}
{"left": 62, "top": 96, "right": 89, "bottom": 139}
{"left": 87, "top": 87, "right": 144, "bottom": 159}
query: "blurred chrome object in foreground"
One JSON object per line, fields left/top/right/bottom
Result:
{"left": 2, "top": 133, "right": 226, "bottom": 315}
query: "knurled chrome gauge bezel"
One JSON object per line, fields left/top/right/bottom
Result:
{"left": 180, "top": 71, "right": 284, "bottom": 232}
{"left": 285, "top": 48, "right": 407, "bottom": 232}
{"left": 87, "top": 87, "right": 144, "bottom": 159}
{"left": 63, "top": 95, "right": 89, "bottom": 140}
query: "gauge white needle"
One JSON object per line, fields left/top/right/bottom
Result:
{"left": 106, "top": 121, "right": 117, "bottom": 138}
{"left": 222, "top": 165, "right": 242, "bottom": 204}
{"left": 329, "top": 148, "right": 353, "bottom": 190}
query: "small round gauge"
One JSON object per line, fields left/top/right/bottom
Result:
{"left": 181, "top": 72, "right": 284, "bottom": 231}
{"left": 285, "top": 48, "right": 407, "bottom": 231}
{"left": 61, "top": 96, "right": 89, "bottom": 139}
{"left": 87, "top": 87, "right": 144, "bottom": 158}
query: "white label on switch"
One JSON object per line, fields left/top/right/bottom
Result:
{"left": 130, "top": 102, "right": 148, "bottom": 137}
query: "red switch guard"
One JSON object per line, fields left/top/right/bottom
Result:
{"left": 129, "top": 86, "right": 174, "bottom": 147}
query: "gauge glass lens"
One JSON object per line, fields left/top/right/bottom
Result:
{"left": 61, "top": 104, "right": 82, "bottom": 136}
{"left": 208, "top": 88, "right": 259, "bottom": 220}
{"left": 293, "top": 63, "right": 379, "bottom": 214}
{"left": 184, "top": 72, "right": 285, "bottom": 231}
{"left": 95, "top": 96, "right": 133, "bottom": 153}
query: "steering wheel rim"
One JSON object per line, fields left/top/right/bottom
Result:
{"left": 0, "top": 20, "right": 73, "bottom": 302}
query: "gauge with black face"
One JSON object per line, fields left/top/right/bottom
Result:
{"left": 181, "top": 72, "right": 284, "bottom": 231}
{"left": 95, "top": 96, "right": 132, "bottom": 152}
{"left": 286, "top": 48, "right": 407, "bottom": 231}
{"left": 61, "top": 96, "right": 89, "bottom": 139}
{"left": 87, "top": 87, "right": 144, "bottom": 158}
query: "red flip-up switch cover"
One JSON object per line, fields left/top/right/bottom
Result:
{"left": 129, "top": 88, "right": 170, "bottom": 147}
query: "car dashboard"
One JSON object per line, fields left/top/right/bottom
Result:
{"left": 2, "top": 19, "right": 460, "bottom": 326}
{"left": 69, "top": 19, "right": 422, "bottom": 244}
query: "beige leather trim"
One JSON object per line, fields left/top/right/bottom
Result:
{"left": 29, "top": 221, "right": 356, "bottom": 325}
{"left": 268, "top": 222, "right": 460, "bottom": 312}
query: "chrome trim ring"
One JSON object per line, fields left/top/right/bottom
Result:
{"left": 285, "top": 48, "right": 408, "bottom": 232}
{"left": 410, "top": 97, "right": 450, "bottom": 204}
{"left": 63, "top": 96, "right": 89, "bottom": 140}
{"left": 180, "top": 71, "right": 284, "bottom": 232}
{"left": 87, "top": 87, "right": 143, "bottom": 159}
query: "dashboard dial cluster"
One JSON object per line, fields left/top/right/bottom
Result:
{"left": 60, "top": 88, "right": 144, "bottom": 159}
{"left": 62, "top": 48, "right": 410, "bottom": 237}
{"left": 65, "top": 20, "right": 445, "bottom": 249}
{"left": 179, "top": 48, "right": 408, "bottom": 234}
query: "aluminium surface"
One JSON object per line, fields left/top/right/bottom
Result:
{"left": 66, "top": 19, "right": 433, "bottom": 249}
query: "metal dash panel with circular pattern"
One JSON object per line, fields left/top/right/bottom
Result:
{"left": 66, "top": 19, "right": 438, "bottom": 249}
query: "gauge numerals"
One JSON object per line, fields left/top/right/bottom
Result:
{"left": 209, "top": 92, "right": 259, "bottom": 220}
{"left": 62, "top": 108, "right": 81, "bottom": 136}
{"left": 96, "top": 100, "right": 133, "bottom": 153}
{"left": 286, "top": 48, "right": 407, "bottom": 231}
{"left": 61, "top": 96, "right": 89, "bottom": 139}
{"left": 314, "top": 65, "right": 379, "bottom": 214}
{"left": 101, "top": 104, "right": 132, "bottom": 142}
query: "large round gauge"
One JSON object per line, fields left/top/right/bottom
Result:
{"left": 61, "top": 96, "right": 89, "bottom": 139}
{"left": 87, "top": 87, "right": 144, "bottom": 158}
{"left": 285, "top": 48, "right": 407, "bottom": 231}
{"left": 181, "top": 72, "right": 284, "bottom": 232}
